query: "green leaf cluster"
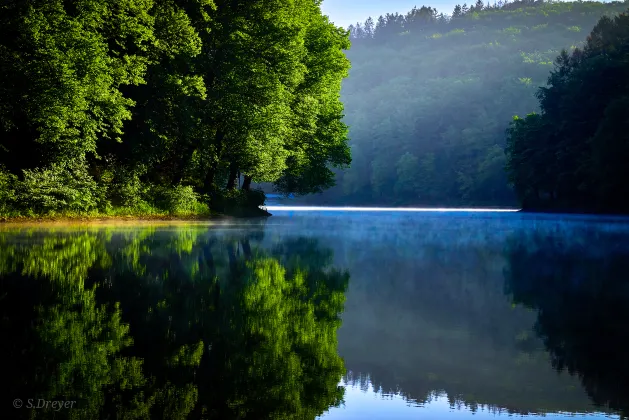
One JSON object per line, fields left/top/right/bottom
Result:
{"left": 0, "top": 0, "right": 351, "bottom": 217}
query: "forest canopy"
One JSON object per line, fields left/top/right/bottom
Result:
{"left": 0, "top": 0, "right": 351, "bottom": 218}
{"left": 505, "top": 9, "right": 629, "bottom": 213}
{"left": 300, "top": 0, "right": 629, "bottom": 210}
{"left": 3, "top": 0, "right": 629, "bottom": 215}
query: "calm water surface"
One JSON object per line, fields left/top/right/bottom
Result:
{"left": 1, "top": 210, "right": 628, "bottom": 419}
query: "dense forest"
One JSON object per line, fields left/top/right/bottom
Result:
{"left": 0, "top": 0, "right": 350, "bottom": 218}
{"left": 299, "top": 0, "right": 629, "bottom": 209}
{"left": 3, "top": 0, "right": 629, "bottom": 216}
{"left": 506, "top": 10, "right": 629, "bottom": 213}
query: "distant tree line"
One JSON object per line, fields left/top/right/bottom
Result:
{"left": 303, "top": 0, "right": 629, "bottom": 210}
{"left": 347, "top": 0, "right": 547, "bottom": 39}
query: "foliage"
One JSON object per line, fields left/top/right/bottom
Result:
{"left": 0, "top": 0, "right": 351, "bottom": 218}
{"left": 0, "top": 166, "right": 17, "bottom": 215}
{"left": 505, "top": 10, "right": 629, "bottom": 213}
{"left": 103, "top": 167, "right": 151, "bottom": 210}
{"left": 297, "top": 0, "right": 629, "bottom": 207}
{"left": 16, "top": 161, "right": 106, "bottom": 215}
{"left": 150, "top": 185, "right": 209, "bottom": 216}
{"left": 211, "top": 189, "right": 268, "bottom": 217}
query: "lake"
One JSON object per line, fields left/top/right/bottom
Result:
{"left": 1, "top": 209, "right": 628, "bottom": 419}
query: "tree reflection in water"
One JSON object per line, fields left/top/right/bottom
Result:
{"left": 0, "top": 226, "right": 349, "bottom": 419}
{"left": 504, "top": 226, "right": 629, "bottom": 419}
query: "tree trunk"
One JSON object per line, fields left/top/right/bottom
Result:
{"left": 203, "top": 168, "right": 215, "bottom": 193}
{"left": 226, "top": 162, "right": 238, "bottom": 190}
{"left": 203, "top": 130, "right": 225, "bottom": 192}
{"left": 242, "top": 175, "right": 252, "bottom": 191}
{"left": 173, "top": 146, "right": 195, "bottom": 185}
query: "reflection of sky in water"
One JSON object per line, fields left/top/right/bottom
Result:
{"left": 319, "top": 380, "right": 620, "bottom": 420}
{"left": 3, "top": 210, "right": 628, "bottom": 418}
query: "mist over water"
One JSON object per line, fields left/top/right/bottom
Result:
{"left": 1, "top": 211, "right": 629, "bottom": 419}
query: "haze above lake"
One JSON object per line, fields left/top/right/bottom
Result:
{"left": 2, "top": 209, "right": 628, "bottom": 419}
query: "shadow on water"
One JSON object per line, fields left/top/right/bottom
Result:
{"left": 280, "top": 212, "right": 629, "bottom": 418}
{"left": 504, "top": 225, "right": 629, "bottom": 418}
{"left": 0, "top": 225, "right": 349, "bottom": 419}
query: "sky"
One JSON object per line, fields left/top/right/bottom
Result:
{"left": 320, "top": 0, "right": 460, "bottom": 29}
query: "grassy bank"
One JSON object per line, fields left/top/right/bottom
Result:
{"left": 0, "top": 207, "right": 271, "bottom": 224}
{"left": 0, "top": 180, "right": 271, "bottom": 223}
{"left": 0, "top": 213, "right": 215, "bottom": 224}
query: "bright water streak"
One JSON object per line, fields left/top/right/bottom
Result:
{"left": 264, "top": 206, "right": 520, "bottom": 212}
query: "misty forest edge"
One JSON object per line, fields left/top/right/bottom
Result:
{"left": 1, "top": 0, "right": 629, "bottom": 219}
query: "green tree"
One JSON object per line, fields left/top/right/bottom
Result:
{"left": 0, "top": 0, "right": 154, "bottom": 169}
{"left": 298, "top": 0, "right": 627, "bottom": 208}
{"left": 506, "top": 11, "right": 629, "bottom": 213}
{"left": 273, "top": 10, "right": 352, "bottom": 196}
{"left": 0, "top": 0, "right": 351, "bottom": 218}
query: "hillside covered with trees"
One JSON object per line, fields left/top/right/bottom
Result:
{"left": 506, "top": 10, "right": 629, "bottom": 213}
{"left": 301, "top": 0, "right": 629, "bottom": 209}
{"left": 0, "top": 0, "right": 350, "bottom": 218}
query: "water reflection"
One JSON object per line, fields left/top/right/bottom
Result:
{"left": 1, "top": 213, "right": 629, "bottom": 419}
{"left": 0, "top": 226, "right": 348, "bottom": 419}
{"left": 269, "top": 212, "right": 628, "bottom": 419}
{"left": 332, "top": 215, "right": 601, "bottom": 416}
{"left": 321, "top": 380, "right": 618, "bottom": 420}
{"left": 504, "top": 226, "right": 629, "bottom": 417}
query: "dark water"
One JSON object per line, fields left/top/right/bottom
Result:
{"left": 1, "top": 210, "right": 629, "bottom": 419}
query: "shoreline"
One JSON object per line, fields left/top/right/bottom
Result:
{"left": 0, "top": 214, "right": 220, "bottom": 227}
{"left": 7, "top": 205, "right": 629, "bottom": 224}
{"left": 0, "top": 207, "right": 272, "bottom": 226}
